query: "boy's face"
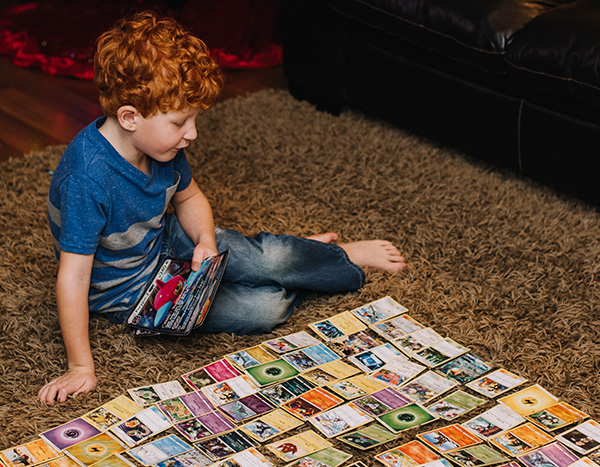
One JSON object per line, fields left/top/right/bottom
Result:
{"left": 133, "top": 107, "right": 201, "bottom": 162}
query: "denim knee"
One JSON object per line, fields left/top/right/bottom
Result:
{"left": 248, "top": 297, "right": 296, "bottom": 334}
{"left": 198, "top": 284, "right": 299, "bottom": 335}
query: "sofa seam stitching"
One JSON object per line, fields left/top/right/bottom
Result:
{"left": 505, "top": 60, "right": 600, "bottom": 92}
{"left": 348, "top": 0, "right": 505, "bottom": 56}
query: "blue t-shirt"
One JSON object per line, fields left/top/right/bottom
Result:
{"left": 48, "top": 117, "right": 193, "bottom": 313}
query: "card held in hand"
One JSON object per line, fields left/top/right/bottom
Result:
{"left": 125, "top": 250, "right": 228, "bottom": 336}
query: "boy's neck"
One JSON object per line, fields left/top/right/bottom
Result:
{"left": 98, "top": 117, "right": 150, "bottom": 175}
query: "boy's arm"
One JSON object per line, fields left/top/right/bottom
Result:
{"left": 171, "top": 178, "right": 218, "bottom": 270}
{"left": 38, "top": 251, "right": 96, "bottom": 404}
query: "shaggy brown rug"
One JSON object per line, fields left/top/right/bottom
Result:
{"left": 1, "top": 89, "right": 599, "bottom": 463}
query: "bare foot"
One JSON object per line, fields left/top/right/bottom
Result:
{"left": 341, "top": 240, "right": 406, "bottom": 272}
{"left": 306, "top": 232, "right": 339, "bottom": 244}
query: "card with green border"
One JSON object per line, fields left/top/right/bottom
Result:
{"left": 377, "top": 403, "right": 437, "bottom": 433}
{"left": 245, "top": 359, "right": 299, "bottom": 386}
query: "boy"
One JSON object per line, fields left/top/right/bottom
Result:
{"left": 39, "top": 11, "right": 405, "bottom": 404}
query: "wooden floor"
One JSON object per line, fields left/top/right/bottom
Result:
{"left": 0, "top": 56, "right": 288, "bottom": 162}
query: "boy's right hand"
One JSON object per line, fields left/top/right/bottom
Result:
{"left": 38, "top": 365, "right": 96, "bottom": 404}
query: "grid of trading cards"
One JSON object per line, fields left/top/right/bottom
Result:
{"left": 2, "top": 296, "right": 599, "bottom": 467}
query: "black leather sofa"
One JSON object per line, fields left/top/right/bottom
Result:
{"left": 281, "top": 0, "right": 600, "bottom": 205}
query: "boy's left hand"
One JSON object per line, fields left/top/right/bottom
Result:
{"left": 192, "top": 241, "right": 218, "bottom": 271}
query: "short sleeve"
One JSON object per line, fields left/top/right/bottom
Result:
{"left": 173, "top": 150, "right": 193, "bottom": 192}
{"left": 57, "top": 174, "right": 109, "bottom": 255}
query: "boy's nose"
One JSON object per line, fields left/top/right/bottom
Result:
{"left": 185, "top": 122, "right": 198, "bottom": 141}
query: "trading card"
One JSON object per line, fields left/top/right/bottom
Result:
{"left": 327, "top": 331, "right": 383, "bottom": 357}
{"left": 173, "top": 411, "right": 236, "bottom": 442}
{"left": 555, "top": 420, "right": 600, "bottom": 455}
{"left": 309, "top": 311, "right": 367, "bottom": 340}
{"left": 488, "top": 423, "right": 554, "bottom": 456}
{"left": 1, "top": 439, "right": 58, "bottom": 467}
{"left": 282, "top": 387, "right": 344, "bottom": 420}
{"left": 82, "top": 396, "right": 141, "bottom": 431}
{"left": 125, "top": 434, "right": 191, "bottom": 466}
{"left": 83, "top": 406, "right": 126, "bottom": 432}
{"left": 377, "top": 403, "right": 437, "bottom": 433}
{"left": 226, "top": 344, "right": 278, "bottom": 370}
{"left": 110, "top": 406, "right": 172, "bottom": 447}
{"left": 412, "top": 338, "right": 469, "bottom": 368}
{"left": 36, "top": 456, "right": 81, "bottom": 467}
{"left": 466, "top": 369, "right": 527, "bottom": 398}
{"left": 201, "top": 359, "right": 243, "bottom": 383}
{"left": 375, "top": 447, "right": 422, "bottom": 467}
{"left": 128, "top": 380, "right": 186, "bottom": 406}
{"left": 259, "top": 376, "right": 315, "bottom": 405}
{"left": 353, "top": 387, "right": 412, "bottom": 417}
{"left": 218, "top": 393, "right": 275, "bottom": 422}
{"left": 393, "top": 328, "right": 444, "bottom": 356}
{"left": 418, "top": 424, "right": 482, "bottom": 452}
{"left": 526, "top": 401, "right": 588, "bottom": 431}
{"left": 210, "top": 447, "right": 271, "bottom": 466}
{"left": 124, "top": 253, "right": 227, "bottom": 335}
{"left": 444, "top": 445, "right": 509, "bottom": 467}
{"left": 245, "top": 359, "right": 300, "bottom": 386}
{"left": 462, "top": 404, "right": 525, "bottom": 439}
{"left": 240, "top": 409, "right": 304, "bottom": 442}
{"left": 349, "top": 296, "right": 407, "bottom": 325}
{"left": 338, "top": 423, "right": 397, "bottom": 450}
{"left": 517, "top": 442, "right": 580, "bottom": 467}
{"left": 302, "top": 360, "right": 360, "bottom": 386}
{"left": 498, "top": 384, "right": 559, "bottom": 416}
{"left": 423, "top": 459, "right": 454, "bottom": 467}
{"left": 154, "top": 447, "right": 213, "bottom": 467}
{"left": 308, "top": 403, "right": 373, "bottom": 437}
{"left": 280, "top": 350, "right": 320, "bottom": 373}
{"left": 266, "top": 430, "right": 332, "bottom": 462}
{"left": 588, "top": 452, "right": 600, "bottom": 466}
{"left": 88, "top": 453, "right": 135, "bottom": 467}
{"left": 285, "top": 447, "right": 352, "bottom": 467}
{"left": 572, "top": 459, "right": 599, "bottom": 467}
{"left": 370, "top": 314, "right": 425, "bottom": 341}
{"left": 375, "top": 442, "right": 444, "bottom": 467}
{"left": 369, "top": 357, "right": 425, "bottom": 387}
{"left": 348, "top": 343, "right": 404, "bottom": 373}
{"left": 64, "top": 432, "right": 126, "bottom": 467}
{"left": 396, "top": 440, "right": 442, "bottom": 464}
{"left": 436, "top": 353, "right": 494, "bottom": 384}
{"left": 282, "top": 343, "right": 340, "bottom": 372}
{"left": 201, "top": 374, "right": 258, "bottom": 406}
{"left": 427, "top": 390, "right": 486, "bottom": 421}
{"left": 327, "top": 374, "right": 387, "bottom": 400}
{"left": 156, "top": 390, "right": 215, "bottom": 424}
{"left": 195, "top": 430, "right": 256, "bottom": 461}
{"left": 181, "top": 368, "right": 216, "bottom": 391}
{"left": 397, "top": 371, "right": 458, "bottom": 405}
{"left": 263, "top": 331, "right": 321, "bottom": 353}
{"left": 41, "top": 418, "right": 103, "bottom": 452}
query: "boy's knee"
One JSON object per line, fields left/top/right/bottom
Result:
{"left": 247, "top": 299, "right": 294, "bottom": 334}
{"left": 199, "top": 285, "right": 297, "bottom": 335}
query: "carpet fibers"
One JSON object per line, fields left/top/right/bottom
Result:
{"left": 1, "top": 90, "right": 599, "bottom": 463}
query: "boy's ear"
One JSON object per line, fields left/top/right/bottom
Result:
{"left": 116, "top": 105, "right": 140, "bottom": 131}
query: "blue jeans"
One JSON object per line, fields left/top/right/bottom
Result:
{"left": 147, "top": 214, "right": 365, "bottom": 334}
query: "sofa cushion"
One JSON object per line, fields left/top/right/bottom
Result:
{"left": 328, "top": 0, "right": 570, "bottom": 73}
{"left": 506, "top": 0, "right": 600, "bottom": 112}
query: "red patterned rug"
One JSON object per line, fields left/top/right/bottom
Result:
{"left": 0, "top": 0, "right": 282, "bottom": 79}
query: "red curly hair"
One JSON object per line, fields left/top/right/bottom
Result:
{"left": 94, "top": 10, "right": 224, "bottom": 118}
